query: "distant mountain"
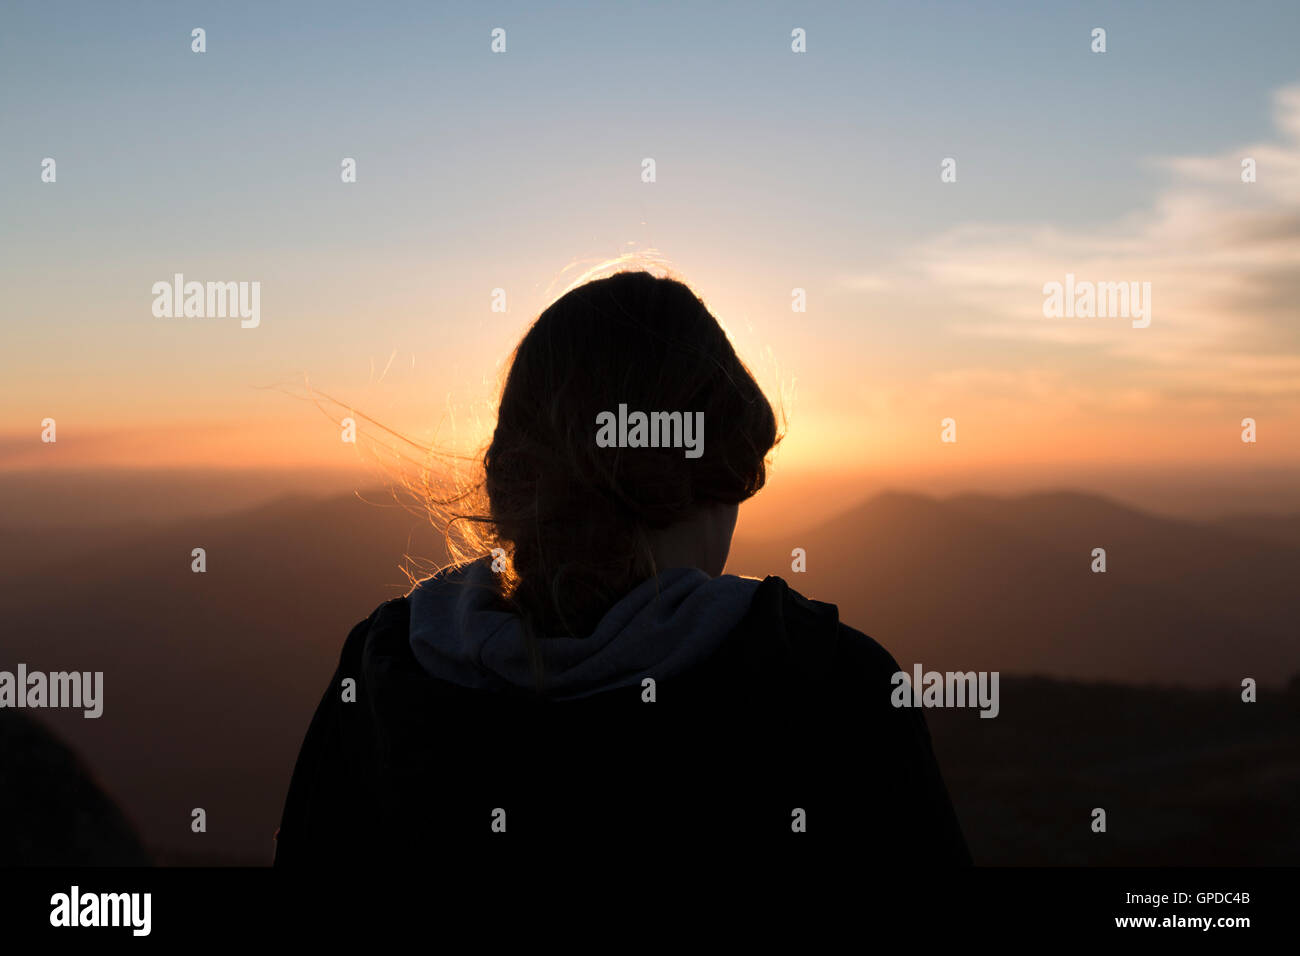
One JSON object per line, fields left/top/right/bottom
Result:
{"left": 726, "top": 489, "right": 1300, "bottom": 687}
{"left": 1211, "top": 511, "right": 1300, "bottom": 548}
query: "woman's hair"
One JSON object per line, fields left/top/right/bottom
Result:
{"left": 372, "top": 268, "right": 782, "bottom": 666}
{"left": 477, "top": 270, "right": 780, "bottom": 640}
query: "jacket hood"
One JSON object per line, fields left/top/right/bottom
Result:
{"left": 407, "top": 556, "right": 762, "bottom": 700}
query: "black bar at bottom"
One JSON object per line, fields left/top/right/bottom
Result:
{"left": 0, "top": 859, "right": 1290, "bottom": 943}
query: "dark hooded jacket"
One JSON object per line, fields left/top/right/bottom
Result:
{"left": 275, "top": 559, "right": 971, "bottom": 865}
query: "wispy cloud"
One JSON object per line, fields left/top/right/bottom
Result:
{"left": 860, "top": 84, "right": 1300, "bottom": 403}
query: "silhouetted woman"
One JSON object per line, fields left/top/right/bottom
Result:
{"left": 276, "top": 270, "right": 970, "bottom": 865}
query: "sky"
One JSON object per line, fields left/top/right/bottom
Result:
{"left": 2, "top": 0, "right": 1299, "bottom": 494}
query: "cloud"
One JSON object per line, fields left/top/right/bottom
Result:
{"left": 866, "top": 84, "right": 1300, "bottom": 402}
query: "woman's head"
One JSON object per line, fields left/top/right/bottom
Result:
{"left": 474, "top": 270, "right": 779, "bottom": 638}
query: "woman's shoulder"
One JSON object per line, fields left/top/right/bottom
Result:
{"left": 325, "top": 596, "right": 416, "bottom": 699}
{"left": 729, "top": 573, "right": 906, "bottom": 687}
{"left": 339, "top": 596, "right": 411, "bottom": 659}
